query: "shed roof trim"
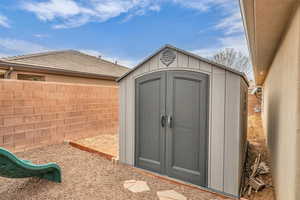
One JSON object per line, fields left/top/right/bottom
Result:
{"left": 117, "top": 44, "right": 248, "bottom": 85}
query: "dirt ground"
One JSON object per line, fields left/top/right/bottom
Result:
{"left": 245, "top": 95, "right": 275, "bottom": 200}
{"left": 0, "top": 144, "right": 232, "bottom": 200}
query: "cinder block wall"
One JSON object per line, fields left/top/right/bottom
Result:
{"left": 248, "top": 94, "right": 260, "bottom": 116}
{"left": 0, "top": 79, "right": 119, "bottom": 152}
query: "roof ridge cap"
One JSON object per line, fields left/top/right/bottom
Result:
{"left": 75, "top": 50, "right": 130, "bottom": 69}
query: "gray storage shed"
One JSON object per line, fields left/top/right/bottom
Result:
{"left": 117, "top": 45, "right": 248, "bottom": 198}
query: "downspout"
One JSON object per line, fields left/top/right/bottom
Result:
{"left": 4, "top": 67, "right": 13, "bottom": 79}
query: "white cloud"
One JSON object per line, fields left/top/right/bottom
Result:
{"left": 189, "top": 0, "right": 248, "bottom": 57}
{"left": 23, "top": 0, "right": 90, "bottom": 21}
{"left": 0, "top": 38, "right": 50, "bottom": 59}
{"left": 191, "top": 35, "right": 253, "bottom": 79}
{"left": 191, "top": 48, "right": 220, "bottom": 59}
{"left": 0, "top": 14, "right": 10, "bottom": 28}
{"left": 149, "top": 5, "right": 161, "bottom": 12}
{"left": 52, "top": 15, "right": 91, "bottom": 29}
{"left": 215, "top": 9, "right": 244, "bottom": 35}
{"left": 0, "top": 38, "right": 136, "bottom": 67}
{"left": 172, "top": 0, "right": 208, "bottom": 11}
{"left": 218, "top": 35, "right": 248, "bottom": 55}
{"left": 191, "top": 35, "right": 248, "bottom": 58}
{"left": 22, "top": 0, "right": 161, "bottom": 29}
{"left": 172, "top": 0, "right": 232, "bottom": 11}
{"left": 92, "top": 0, "right": 133, "bottom": 21}
{"left": 0, "top": 38, "right": 49, "bottom": 54}
{"left": 0, "top": 53, "right": 11, "bottom": 59}
{"left": 79, "top": 49, "right": 137, "bottom": 68}
{"left": 22, "top": 0, "right": 236, "bottom": 29}
{"left": 34, "top": 34, "right": 50, "bottom": 38}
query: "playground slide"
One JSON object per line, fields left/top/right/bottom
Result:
{"left": 0, "top": 147, "right": 61, "bottom": 183}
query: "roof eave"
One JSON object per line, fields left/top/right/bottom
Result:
{"left": 239, "top": 0, "right": 256, "bottom": 82}
{"left": 240, "top": 0, "right": 297, "bottom": 85}
{"left": 0, "top": 61, "right": 118, "bottom": 81}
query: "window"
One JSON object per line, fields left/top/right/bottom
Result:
{"left": 17, "top": 74, "right": 45, "bottom": 81}
{"left": 0, "top": 69, "right": 6, "bottom": 79}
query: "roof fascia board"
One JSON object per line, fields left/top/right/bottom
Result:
{"left": 239, "top": 0, "right": 256, "bottom": 80}
{"left": 0, "top": 61, "right": 118, "bottom": 81}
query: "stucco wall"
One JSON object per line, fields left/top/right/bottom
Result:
{"left": 262, "top": 5, "right": 300, "bottom": 200}
{"left": 10, "top": 71, "right": 117, "bottom": 86}
{"left": 0, "top": 79, "right": 119, "bottom": 152}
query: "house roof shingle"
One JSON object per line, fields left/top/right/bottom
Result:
{"left": 1, "top": 50, "right": 130, "bottom": 78}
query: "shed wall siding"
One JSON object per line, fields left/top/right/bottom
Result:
{"left": 125, "top": 74, "right": 135, "bottom": 165}
{"left": 209, "top": 66, "right": 226, "bottom": 191}
{"left": 118, "top": 48, "right": 245, "bottom": 197}
{"left": 224, "top": 71, "right": 241, "bottom": 196}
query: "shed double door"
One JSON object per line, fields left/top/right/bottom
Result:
{"left": 135, "top": 70, "right": 208, "bottom": 187}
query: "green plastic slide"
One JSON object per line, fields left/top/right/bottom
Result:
{"left": 0, "top": 147, "right": 61, "bottom": 183}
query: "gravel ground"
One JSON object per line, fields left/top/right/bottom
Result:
{"left": 0, "top": 144, "right": 229, "bottom": 200}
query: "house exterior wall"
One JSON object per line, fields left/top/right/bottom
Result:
{"left": 118, "top": 48, "right": 247, "bottom": 197}
{"left": 9, "top": 70, "right": 117, "bottom": 86}
{"left": 0, "top": 79, "right": 119, "bottom": 153}
{"left": 261, "top": 5, "right": 300, "bottom": 200}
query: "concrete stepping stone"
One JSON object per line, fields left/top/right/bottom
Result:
{"left": 123, "top": 180, "right": 150, "bottom": 193}
{"left": 157, "top": 190, "right": 187, "bottom": 200}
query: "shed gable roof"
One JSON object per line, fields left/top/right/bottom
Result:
{"left": 1, "top": 50, "right": 129, "bottom": 78}
{"left": 117, "top": 44, "right": 248, "bottom": 84}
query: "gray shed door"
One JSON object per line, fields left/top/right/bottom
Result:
{"left": 135, "top": 70, "right": 208, "bottom": 187}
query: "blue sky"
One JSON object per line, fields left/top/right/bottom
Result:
{"left": 0, "top": 0, "right": 248, "bottom": 67}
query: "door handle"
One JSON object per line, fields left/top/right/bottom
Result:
{"left": 167, "top": 115, "right": 173, "bottom": 128}
{"left": 160, "top": 114, "right": 166, "bottom": 127}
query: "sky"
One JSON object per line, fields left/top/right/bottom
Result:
{"left": 0, "top": 0, "right": 248, "bottom": 68}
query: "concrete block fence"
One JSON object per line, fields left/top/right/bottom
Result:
{"left": 248, "top": 93, "right": 260, "bottom": 116}
{"left": 0, "top": 79, "right": 119, "bottom": 152}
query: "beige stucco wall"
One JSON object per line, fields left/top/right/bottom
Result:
{"left": 10, "top": 71, "right": 117, "bottom": 86}
{"left": 262, "top": 5, "right": 300, "bottom": 200}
